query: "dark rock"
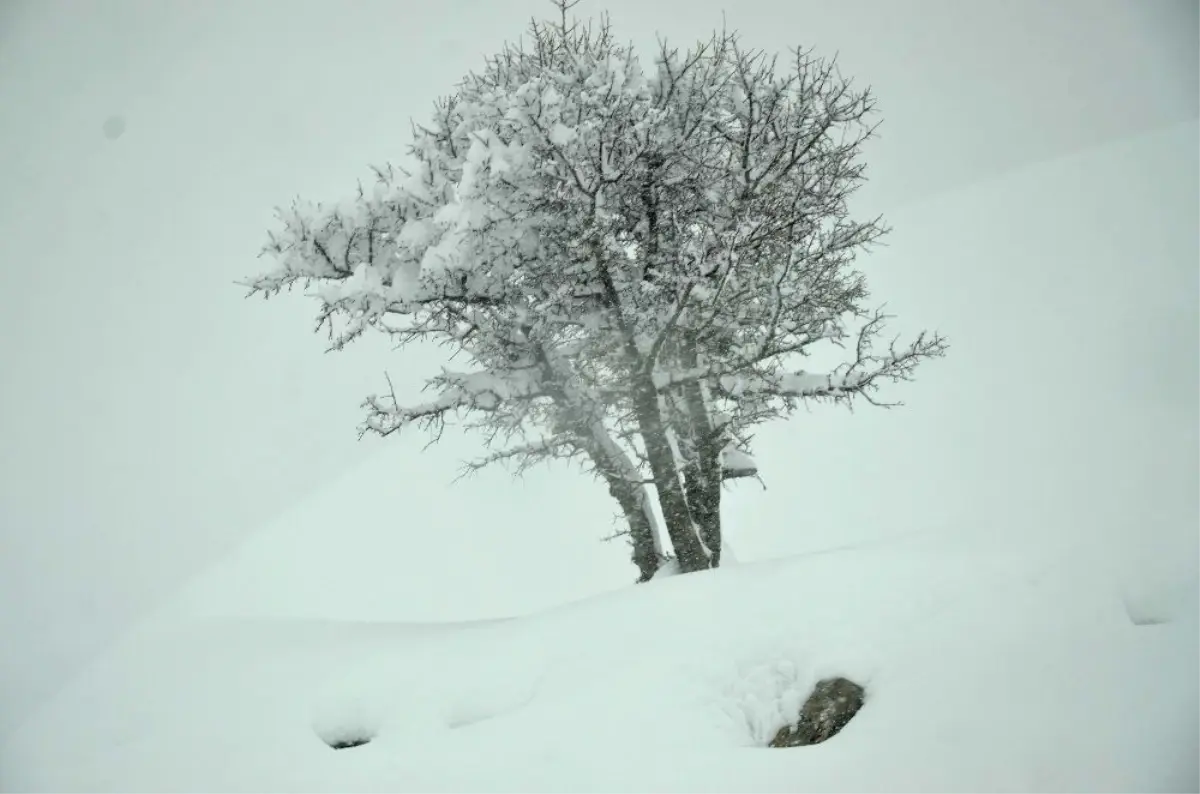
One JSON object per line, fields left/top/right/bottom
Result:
{"left": 325, "top": 735, "right": 373, "bottom": 750}
{"left": 769, "top": 676, "right": 865, "bottom": 747}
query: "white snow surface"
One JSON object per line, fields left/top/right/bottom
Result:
{"left": 3, "top": 537, "right": 1196, "bottom": 793}
{"left": 721, "top": 443, "right": 758, "bottom": 476}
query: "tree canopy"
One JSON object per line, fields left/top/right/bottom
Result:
{"left": 244, "top": 1, "right": 947, "bottom": 580}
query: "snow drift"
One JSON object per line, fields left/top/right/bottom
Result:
{"left": 3, "top": 537, "right": 1195, "bottom": 793}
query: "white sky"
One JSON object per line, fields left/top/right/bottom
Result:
{"left": 0, "top": 0, "right": 1196, "bottom": 740}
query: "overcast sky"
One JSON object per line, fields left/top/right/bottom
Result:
{"left": 1, "top": 0, "right": 1196, "bottom": 740}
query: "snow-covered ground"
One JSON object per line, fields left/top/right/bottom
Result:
{"left": 3, "top": 117, "right": 1196, "bottom": 794}
{"left": 1, "top": 35, "right": 1194, "bottom": 794}
{"left": 3, "top": 533, "right": 1195, "bottom": 793}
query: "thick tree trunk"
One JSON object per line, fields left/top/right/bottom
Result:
{"left": 532, "top": 336, "right": 664, "bottom": 582}
{"left": 679, "top": 335, "right": 723, "bottom": 566}
{"left": 631, "top": 376, "right": 710, "bottom": 574}
{"left": 696, "top": 457, "right": 723, "bottom": 566}
{"left": 589, "top": 221, "right": 706, "bottom": 573}
{"left": 584, "top": 423, "right": 664, "bottom": 582}
{"left": 682, "top": 457, "right": 720, "bottom": 566}
{"left": 604, "top": 473, "right": 660, "bottom": 582}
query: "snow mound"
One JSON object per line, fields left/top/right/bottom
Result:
{"left": 3, "top": 544, "right": 1196, "bottom": 792}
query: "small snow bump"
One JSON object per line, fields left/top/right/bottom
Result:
{"left": 102, "top": 115, "right": 126, "bottom": 140}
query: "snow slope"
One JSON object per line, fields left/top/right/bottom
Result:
{"left": 3, "top": 77, "right": 1194, "bottom": 794}
{"left": 2, "top": 538, "right": 1195, "bottom": 792}
{"left": 2, "top": 0, "right": 1194, "bottom": 751}
{"left": 148, "top": 120, "right": 1198, "bottom": 635}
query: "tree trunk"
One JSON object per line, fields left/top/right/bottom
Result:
{"left": 630, "top": 375, "right": 710, "bottom": 574}
{"left": 531, "top": 332, "right": 667, "bottom": 581}
{"left": 678, "top": 335, "right": 723, "bottom": 566}
{"left": 584, "top": 423, "right": 664, "bottom": 582}
{"left": 682, "top": 458, "right": 721, "bottom": 566}
{"left": 588, "top": 214, "right": 707, "bottom": 573}
{"left": 604, "top": 473, "right": 661, "bottom": 582}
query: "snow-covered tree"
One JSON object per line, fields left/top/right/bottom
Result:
{"left": 243, "top": 0, "right": 947, "bottom": 579}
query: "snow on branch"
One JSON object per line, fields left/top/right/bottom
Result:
{"left": 456, "top": 433, "right": 583, "bottom": 480}
{"left": 361, "top": 368, "right": 548, "bottom": 439}
{"left": 651, "top": 310, "right": 946, "bottom": 409}
{"left": 718, "top": 315, "right": 947, "bottom": 406}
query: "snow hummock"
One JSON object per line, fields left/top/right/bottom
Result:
{"left": 3, "top": 538, "right": 1196, "bottom": 793}
{"left": 721, "top": 443, "right": 758, "bottom": 478}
